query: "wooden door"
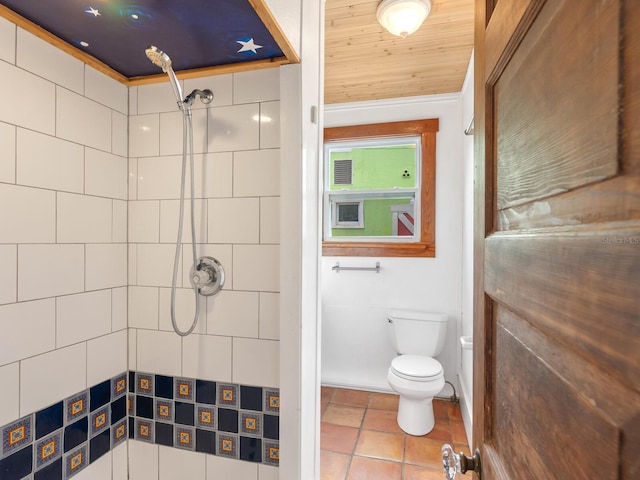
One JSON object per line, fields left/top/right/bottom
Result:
{"left": 473, "top": 1, "right": 640, "bottom": 479}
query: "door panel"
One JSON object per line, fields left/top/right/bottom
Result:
{"left": 474, "top": 0, "right": 640, "bottom": 478}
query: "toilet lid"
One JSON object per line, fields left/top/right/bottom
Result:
{"left": 391, "top": 355, "right": 443, "bottom": 379}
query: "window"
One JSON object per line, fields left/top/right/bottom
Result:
{"left": 323, "top": 119, "right": 438, "bottom": 257}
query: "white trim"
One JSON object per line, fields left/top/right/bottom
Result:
{"left": 325, "top": 91, "right": 461, "bottom": 113}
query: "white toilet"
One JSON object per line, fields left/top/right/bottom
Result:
{"left": 386, "top": 310, "right": 448, "bottom": 436}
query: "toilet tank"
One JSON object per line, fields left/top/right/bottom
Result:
{"left": 388, "top": 310, "right": 448, "bottom": 356}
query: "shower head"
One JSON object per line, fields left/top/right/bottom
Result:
{"left": 145, "top": 45, "right": 184, "bottom": 111}
{"left": 145, "top": 45, "right": 172, "bottom": 72}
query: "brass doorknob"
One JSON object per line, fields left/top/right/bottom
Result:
{"left": 441, "top": 444, "right": 481, "bottom": 479}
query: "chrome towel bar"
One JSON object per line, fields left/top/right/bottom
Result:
{"left": 332, "top": 262, "right": 380, "bottom": 273}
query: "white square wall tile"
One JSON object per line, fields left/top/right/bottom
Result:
{"left": 0, "top": 299, "right": 55, "bottom": 365}
{"left": 208, "top": 103, "right": 259, "bottom": 152}
{"left": 260, "top": 197, "right": 280, "bottom": 244}
{"left": 0, "top": 363, "right": 19, "bottom": 427}
{"left": 0, "top": 245, "right": 17, "bottom": 305}
{"left": 112, "top": 111, "right": 128, "bottom": 157}
{"left": 18, "top": 245, "right": 84, "bottom": 301}
{"left": 206, "top": 455, "right": 257, "bottom": 480}
{"left": 258, "top": 464, "right": 279, "bottom": 480}
{"left": 57, "top": 87, "right": 112, "bottom": 152}
{"left": 206, "top": 290, "right": 259, "bottom": 338}
{"left": 57, "top": 192, "right": 112, "bottom": 243}
{"left": 137, "top": 243, "right": 179, "bottom": 287}
{"left": 158, "top": 287, "right": 206, "bottom": 335}
{"left": 0, "top": 121, "right": 16, "bottom": 183}
{"left": 112, "top": 286, "right": 127, "bottom": 331}
{"left": 129, "top": 86, "right": 138, "bottom": 115}
{"left": 233, "top": 245, "right": 280, "bottom": 292}
{"left": 86, "top": 244, "right": 127, "bottom": 290}
{"left": 128, "top": 286, "right": 159, "bottom": 329}
{"left": 0, "top": 61, "right": 55, "bottom": 135}
{"left": 0, "top": 16, "right": 16, "bottom": 64}
{"left": 232, "top": 338, "right": 279, "bottom": 387}
{"left": 129, "top": 244, "right": 137, "bottom": 284}
{"left": 190, "top": 153, "right": 233, "bottom": 199}
{"left": 129, "top": 328, "right": 137, "bottom": 370}
{"left": 85, "top": 148, "right": 128, "bottom": 200}
{"left": 208, "top": 198, "right": 259, "bottom": 244}
{"left": 185, "top": 74, "right": 233, "bottom": 108}
{"left": 159, "top": 446, "right": 205, "bottom": 480}
{"left": 0, "top": 184, "right": 55, "bottom": 243}
{"left": 259, "top": 292, "right": 280, "bottom": 340}
{"left": 129, "top": 158, "right": 138, "bottom": 200}
{"left": 56, "top": 290, "right": 112, "bottom": 348}
{"left": 182, "top": 334, "right": 232, "bottom": 383}
{"left": 16, "top": 128, "right": 84, "bottom": 193}
{"left": 137, "top": 155, "right": 181, "bottom": 199}
{"left": 85, "top": 66, "right": 128, "bottom": 114}
{"left": 128, "top": 441, "right": 159, "bottom": 480}
{"left": 233, "top": 69, "right": 280, "bottom": 104}
{"left": 112, "top": 434, "right": 128, "bottom": 480}
{"left": 160, "top": 109, "right": 208, "bottom": 155}
{"left": 113, "top": 200, "right": 127, "bottom": 243}
{"left": 138, "top": 81, "right": 184, "bottom": 114}
{"left": 159, "top": 199, "right": 207, "bottom": 244}
{"left": 17, "top": 28, "right": 84, "bottom": 94}
{"left": 86, "top": 330, "right": 127, "bottom": 386}
{"left": 20, "top": 343, "right": 86, "bottom": 415}
{"left": 129, "top": 201, "right": 160, "bottom": 243}
{"left": 234, "top": 149, "right": 280, "bottom": 197}
{"left": 137, "top": 329, "right": 181, "bottom": 377}
{"left": 259, "top": 101, "right": 280, "bottom": 149}
{"left": 129, "top": 114, "right": 160, "bottom": 158}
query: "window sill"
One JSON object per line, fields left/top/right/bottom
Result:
{"left": 322, "top": 241, "right": 435, "bottom": 257}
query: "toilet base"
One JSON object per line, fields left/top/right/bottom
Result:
{"left": 397, "top": 396, "right": 435, "bottom": 436}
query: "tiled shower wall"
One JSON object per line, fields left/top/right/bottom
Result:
{"left": 0, "top": 17, "right": 128, "bottom": 479}
{"left": 0, "top": 15, "right": 281, "bottom": 480}
{"left": 127, "top": 70, "right": 281, "bottom": 479}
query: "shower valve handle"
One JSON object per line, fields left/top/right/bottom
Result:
{"left": 191, "top": 268, "right": 213, "bottom": 287}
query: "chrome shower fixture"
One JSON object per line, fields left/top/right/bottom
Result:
{"left": 144, "top": 45, "right": 214, "bottom": 112}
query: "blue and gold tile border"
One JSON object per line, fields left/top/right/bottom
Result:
{"left": 0, "top": 371, "right": 279, "bottom": 479}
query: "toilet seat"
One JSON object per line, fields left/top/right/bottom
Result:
{"left": 390, "top": 355, "right": 442, "bottom": 382}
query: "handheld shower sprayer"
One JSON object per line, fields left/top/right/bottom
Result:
{"left": 144, "top": 45, "right": 214, "bottom": 112}
{"left": 143, "top": 46, "right": 223, "bottom": 337}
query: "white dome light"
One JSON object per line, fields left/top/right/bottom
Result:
{"left": 376, "top": 0, "right": 432, "bottom": 38}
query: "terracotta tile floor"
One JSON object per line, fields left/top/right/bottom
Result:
{"left": 321, "top": 386, "right": 469, "bottom": 480}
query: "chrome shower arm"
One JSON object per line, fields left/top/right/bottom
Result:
{"left": 184, "top": 89, "right": 214, "bottom": 108}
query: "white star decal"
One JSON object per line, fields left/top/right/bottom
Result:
{"left": 237, "top": 38, "right": 263, "bottom": 54}
{"left": 85, "top": 7, "right": 100, "bottom": 17}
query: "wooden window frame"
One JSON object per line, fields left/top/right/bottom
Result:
{"left": 323, "top": 118, "right": 438, "bottom": 257}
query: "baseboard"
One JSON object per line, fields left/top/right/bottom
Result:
{"left": 458, "top": 373, "right": 473, "bottom": 448}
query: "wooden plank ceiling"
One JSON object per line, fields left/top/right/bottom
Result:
{"left": 325, "top": 0, "right": 474, "bottom": 104}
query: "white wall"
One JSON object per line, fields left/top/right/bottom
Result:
{"left": 460, "top": 52, "right": 475, "bottom": 447}
{"left": 0, "top": 19, "right": 128, "bottom": 478}
{"left": 322, "top": 93, "right": 464, "bottom": 396}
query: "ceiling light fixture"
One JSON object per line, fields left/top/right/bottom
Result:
{"left": 376, "top": 0, "right": 431, "bottom": 38}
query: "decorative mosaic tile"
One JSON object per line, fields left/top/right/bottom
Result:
{"left": 35, "top": 402, "right": 63, "bottom": 440}
{"left": 240, "top": 411, "right": 263, "bottom": 437}
{"left": 240, "top": 436, "right": 262, "bottom": 462}
{"left": 134, "top": 419, "right": 154, "bottom": 443}
{"left": 112, "top": 374, "right": 127, "bottom": 400}
{"left": 112, "top": 419, "right": 127, "bottom": 447}
{"left": 65, "top": 392, "right": 88, "bottom": 424}
{"left": 155, "top": 399, "right": 175, "bottom": 423}
{"left": 196, "top": 405, "right": 216, "bottom": 430}
{"left": 263, "top": 440, "right": 280, "bottom": 466}
{"left": 217, "top": 384, "right": 238, "bottom": 408}
{"left": 34, "top": 430, "right": 62, "bottom": 470}
{"left": 2, "top": 414, "right": 32, "bottom": 456}
{"left": 263, "top": 389, "right": 280, "bottom": 414}
{"left": 0, "top": 444, "right": 33, "bottom": 478}
{"left": 217, "top": 433, "right": 238, "bottom": 459}
{"left": 90, "top": 380, "right": 111, "bottom": 412}
{"left": 240, "top": 386, "right": 263, "bottom": 411}
{"left": 135, "top": 373, "right": 154, "bottom": 396}
{"left": 64, "top": 444, "right": 87, "bottom": 478}
{"left": 127, "top": 395, "right": 136, "bottom": 417}
{"left": 174, "top": 426, "right": 195, "bottom": 451}
{"left": 89, "top": 405, "right": 110, "bottom": 437}
{"left": 174, "top": 377, "right": 195, "bottom": 402}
